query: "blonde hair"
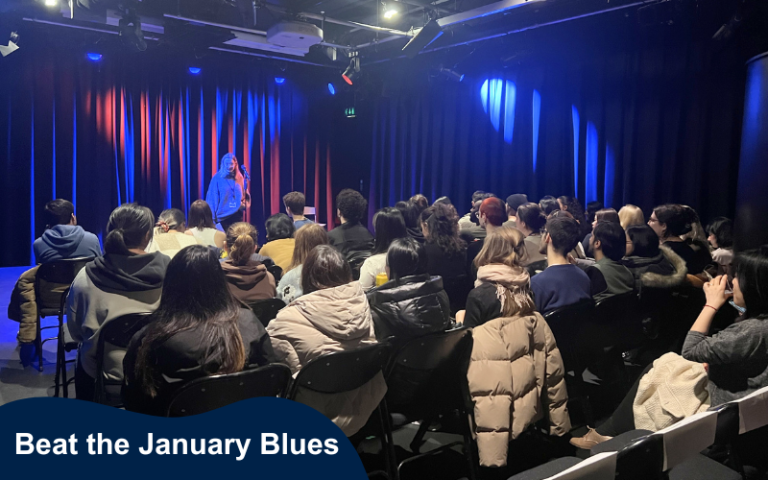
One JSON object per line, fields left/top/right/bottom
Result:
{"left": 618, "top": 204, "right": 645, "bottom": 230}
{"left": 289, "top": 223, "right": 329, "bottom": 271}
{"left": 226, "top": 222, "right": 258, "bottom": 266}
{"left": 474, "top": 227, "right": 528, "bottom": 269}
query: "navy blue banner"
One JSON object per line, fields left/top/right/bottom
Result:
{"left": 1, "top": 397, "right": 366, "bottom": 479}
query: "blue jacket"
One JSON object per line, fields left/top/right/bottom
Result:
{"left": 205, "top": 173, "right": 243, "bottom": 222}
{"left": 33, "top": 225, "right": 101, "bottom": 264}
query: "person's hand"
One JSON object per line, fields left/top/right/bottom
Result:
{"left": 455, "top": 310, "right": 466, "bottom": 324}
{"left": 703, "top": 275, "right": 731, "bottom": 311}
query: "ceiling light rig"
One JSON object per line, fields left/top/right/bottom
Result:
{"left": 342, "top": 54, "right": 360, "bottom": 85}
{"left": 439, "top": 67, "right": 464, "bottom": 82}
{"left": 383, "top": 2, "right": 399, "bottom": 20}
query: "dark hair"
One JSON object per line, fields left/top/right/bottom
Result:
{"left": 539, "top": 196, "right": 559, "bottom": 215}
{"left": 226, "top": 222, "right": 258, "bottom": 266}
{"left": 506, "top": 194, "right": 528, "bottom": 214}
{"left": 409, "top": 194, "right": 428, "bottom": 210}
{"left": 595, "top": 208, "right": 620, "bottom": 225}
{"left": 586, "top": 201, "right": 604, "bottom": 224}
{"left": 733, "top": 246, "right": 768, "bottom": 318}
{"left": 433, "top": 196, "right": 453, "bottom": 206}
{"left": 394, "top": 201, "right": 409, "bottom": 227}
{"left": 626, "top": 225, "right": 660, "bottom": 258}
{"left": 336, "top": 189, "right": 367, "bottom": 224}
{"left": 105, "top": 203, "right": 154, "bottom": 254}
{"left": 188, "top": 200, "right": 216, "bottom": 230}
{"left": 420, "top": 203, "right": 466, "bottom": 256}
{"left": 301, "top": 245, "right": 353, "bottom": 295}
{"left": 372, "top": 207, "right": 407, "bottom": 255}
{"left": 653, "top": 204, "right": 699, "bottom": 237}
{"left": 471, "top": 190, "right": 487, "bottom": 203}
{"left": 517, "top": 202, "right": 546, "bottom": 233}
{"left": 155, "top": 208, "right": 186, "bottom": 235}
{"left": 706, "top": 217, "right": 734, "bottom": 249}
{"left": 134, "top": 245, "right": 245, "bottom": 397}
{"left": 546, "top": 216, "right": 581, "bottom": 255}
{"left": 283, "top": 192, "right": 306, "bottom": 216}
{"left": 44, "top": 199, "right": 74, "bottom": 227}
{"left": 387, "top": 238, "right": 428, "bottom": 280}
{"left": 265, "top": 213, "right": 295, "bottom": 241}
{"left": 558, "top": 196, "right": 585, "bottom": 223}
{"left": 593, "top": 222, "right": 626, "bottom": 262}
{"left": 479, "top": 197, "right": 507, "bottom": 227}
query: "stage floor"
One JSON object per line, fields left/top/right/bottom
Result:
{"left": 0, "top": 266, "right": 75, "bottom": 405}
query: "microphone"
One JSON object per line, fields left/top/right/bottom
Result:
{"left": 240, "top": 165, "right": 251, "bottom": 180}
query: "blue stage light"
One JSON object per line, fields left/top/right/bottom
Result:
{"left": 189, "top": 67, "right": 201, "bottom": 75}
{"left": 87, "top": 53, "right": 102, "bottom": 62}
{"left": 328, "top": 83, "right": 336, "bottom": 95}
{"left": 275, "top": 77, "right": 286, "bottom": 84}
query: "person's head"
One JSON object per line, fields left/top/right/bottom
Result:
{"left": 265, "top": 213, "right": 295, "bottom": 242}
{"left": 301, "top": 245, "right": 353, "bottom": 295}
{"left": 283, "top": 191, "right": 306, "bottom": 217}
{"left": 506, "top": 194, "right": 528, "bottom": 218}
{"left": 336, "top": 189, "right": 367, "bottom": 224}
{"left": 409, "top": 194, "right": 429, "bottom": 211}
{"left": 104, "top": 203, "right": 154, "bottom": 254}
{"left": 393, "top": 201, "right": 409, "bottom": 228}
{"left": 592, "top": 222, "right": 626, "bottom": 262}
{"left": 586, "top": 201, "right": 604, "bottom": 224}
{"left": 474, "top": 228, "right": 534, "bottom": 317}
{"left": 618, "top": 204, "right": 645, "bottom": 230}
{"left": 650, "top": 204, "right": 698, "bottom": 239}
{"left": 289, "top": 223, "right": 329, "bottom": 270}
{"left": 707, "top": 217, "right": 734, "bottom": 250}
{"left": 219, "top": 152, "right": 238, "bottom": 175}
{"left": 420, "top": 203, "right": 465, "bottom": 255}
{"left": 43, "top": 199, "right": 76, "bottom": 228}
{"left": 433, "top": 196, "right": 452, "bottom": 206}
{"left": 225, "top": 222, "right": 258, "bottom": 266}
{"left": 372, "top": 207, "right": 407, "bottom": 255}
{"left": 479, "top": 197, "right": 506, "bottom": 229}
{"left": 188, "top": 200, "right": 216, "bottom": 230}
{"left": 626, "top": 225, "right": 660, "bottom": 258}
{"left": 557, "top": 196, "right": 585, "bottom": 223}
{"left": 471, "top": 190, "right": 487, "bottom": 206}
{"left": 386, "top": 237, "right": 428, "bottom": 280}
{"left": 592, "top": 208, "right": 620, "bottom": 230}
{"left": 516, "top": 202, "right": 546, "bottom": 235}
{"left": 135, "top": 245, "right": 244, "bottom": 397}
{"left": 544, "top": 216, "right": 581, "bottom": 257}
{"left": 155, "top": 208, "right": 186, "bottom": 236}
{"left": 732, "top": 246, "right": 768, "bottom": 317}
{"left": 539, "top": 195, "right": 559, "bottom": 215}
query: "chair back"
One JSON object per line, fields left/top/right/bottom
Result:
{"left": 166, "top": 364, "right": 293, "bottom": 417}
{"left": 593, "top": 291, "right": 644, "bottom": 351}
{"left": 303, "top": 206, "right": 316, "bottom": 219}
{"left": 34, "top": 256, "right": 93, "bottom": 313}
{"left": 713, "top": 402, "right": 741, "bottom": 445}
{"left": 347, "top": 251, "right": 372, "bottom": 281}
{"left": 441, "top": 274, "right": 473, "bottom": 314}
{"left": 247, "top": 298, "right": 286, "bottom": 328}
{"left": 654, "top": 410, "right": 718, "bottom": 471}
{"left": 94, "top": 312, "right": 153, "bottom": 405}
{"left": 544, "top": 299, "right": 595, "bottom": 372}
{"left": 615, "top": 434, "right": 665, "bottom": 480}
{"left": 735, "top": 384, "right": 768, "bottom": 434}
{"left": 288, "top": 343, "right": 390, "bottom": 398}
{"left": 385, "top": 328, "right": 473, "bottom": 418}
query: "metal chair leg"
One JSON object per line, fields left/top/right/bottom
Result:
{"left": 409, "top": 417, "right": 432, "bottom": 454}
{"left": 378, "top": 401, "right": 398, "bottom": 480}
{"left": 36, "top": 317, "right": 44, "bottom": 372}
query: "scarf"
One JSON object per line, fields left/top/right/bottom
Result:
{"left": 475, "top": 264, "right": 531, "bottom": 312}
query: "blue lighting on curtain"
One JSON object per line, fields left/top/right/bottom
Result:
{"left": 275, "top": 77, "right": 285, "bottom": 85}
{"left": 215, "top": 88, "right": 223, "bottom": 162}
{"left": 183, "top": 88, "right": 191, "bottom": 213}
{"left": 327, "top": 83, "right": 336, "bottom": 95}
{"left": 30, "top": 96, "right": 35, "bottom": 265}
{"left": 198, "top": 86, "right": 204, "bottom": 200}
{"left": 126, "top": 92, "right": 135, "bottom": 203}
{"left": 503, "top": 81, "right": 516, "bottom": 144}
{"left": 586, "top": 121, "right": 598, "bottom": 204}
{"left": 532, "top": 90, "right": 541, "bottom": 173}
{"left": 86, "top": 53, "right": 102, "bottom": 62}
{"left": 188, "top": 67, "right": 201, "bottom": 75}
{"left": 480, "top": 78, "right": 516, "bottom": 144}
{"left": 571, "top": 105, "right": 580, "bottom": 196}
{"left": 52, "top": 98, "right": 56, "bottom": 199}
{"left": 604, "top": 144, "right": 615, "bottom": 208}
{"left": 72, "top": 95, "right": 76, "bottom": 214}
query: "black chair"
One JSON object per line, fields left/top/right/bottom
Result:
{"left": 247, "top": 298, "right": 286, "bottom": 328}
{"left": 347, "top": 251, "right": 372, "bottom": 281}
{"left": 33, "top": 256, "right": 93, "bottom": 392}
{"left": 382, "top": 328, "right": 477, "bottom": 480}
{"left": 442, "top": 274, "right": 473, "bottom": 315}
{"left": 593, "top": 291, "right": 645, "bottom": 353}
{"left": 93, "top": 312, "right": 153, "bottom": 406}
{"left": 166, "top": 364, "right": 293, "bottom": 417}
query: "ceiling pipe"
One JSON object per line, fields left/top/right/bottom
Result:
{"left": 436, "top": 0, "right": 535, "bottom": 28}
{"left": 299, "top": 12, "right": 411, "bottom": 36}
{"left": 209, "top": 46, "right": 339, "bottom": 68}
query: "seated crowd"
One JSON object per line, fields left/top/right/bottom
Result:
{"left": 11, "top": 184, "right": 767, "bottom": 475}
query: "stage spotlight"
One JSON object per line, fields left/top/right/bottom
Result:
{"left": 402, "top": 18, "right": 442, "bottom": 58}
{"left": 189, "top": 67, "right": 201, "bottom": 74}
{"left": 439, "top": 67, "right": 464, "bottom": 82}
{"left": 328, "top": 83, "right": 336, "bottom": 95}
{"left": 383, "top": 3, "right": 398, "bottom": 20}
{"left": 86, "top": 52, "right": 102, "bottom": 61}
{"left": 44, "top": 0, "right": 58, "bottom": 7}
{"left": 275, "top": 77, "right": 285, "bottom": 84}
{"left": 119, "top": 11, "right": 147, "bottom": 52}
{"left": 342, "top": 57, "right": 360, "bottom": 85}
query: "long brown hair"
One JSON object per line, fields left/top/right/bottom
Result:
{"left": 226, "top": 222, "right": 258, "bottom": 266}
{"left": 289, "top": 223, "right": 329, "bottom": 271}
{"left": 188, "top": 200, "right": 216, "bottom": 230}
{"left": 474, "top": 228, "right": 534, "bottom": 317}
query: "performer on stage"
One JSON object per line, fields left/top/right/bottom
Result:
{"left": 205, "top": 153, "right": 250, "bottom": 231}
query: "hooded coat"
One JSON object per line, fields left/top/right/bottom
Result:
{"left": 220, "top": 258, "right": 277, "bottom": 303}
{"left": 623, "top": 244, "right": 688, "bottom": 289}
{"left": 267, "top": 281, "right": 387, "bottom": 436}
{"left": 33, "top": 224, "right": 102, "bottom": 264}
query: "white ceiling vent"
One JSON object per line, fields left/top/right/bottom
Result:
{"left": 267, "top": 22, "right": 323, "bottom": 51}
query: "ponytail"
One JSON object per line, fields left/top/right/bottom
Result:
{"left": 105, "top": 203, "right": 154, "bottom": 255}
{"left": 225, "top": 222, "right": 259, "bottom": 266}
{"left": 104, "top": 228, "right": 129, "bottom": 255}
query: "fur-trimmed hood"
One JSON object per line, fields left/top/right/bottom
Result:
{"left": 624, "top": 245, "right": 687, "bottom": 289}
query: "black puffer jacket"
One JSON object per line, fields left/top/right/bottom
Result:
{"left": 623, "top": 244, "right": 688, "bottom": 289}
{"left": 366, "top": 274, "right": 453, "bottom": 344}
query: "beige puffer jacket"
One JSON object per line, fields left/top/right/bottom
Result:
{"left": 468, "top": 312, "right": 571, "bottom": 467}
{"left": 267, "top": 281, "right": 387, "bottom": 436}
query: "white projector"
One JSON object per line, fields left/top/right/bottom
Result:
{"left": 267, "top": 22, "right": 323, "bottom": 50}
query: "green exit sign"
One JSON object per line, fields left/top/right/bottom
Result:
{"left": 345, "top": 107, "right": 356, "bottom": 118}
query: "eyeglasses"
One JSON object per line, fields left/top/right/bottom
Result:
{"left": 648, "top": 217, "right": 659, "bottom": 224}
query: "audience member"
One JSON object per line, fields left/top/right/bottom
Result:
{"left": 433, "top": 196, "right": 453, "bottom": 206}
{"left": 145, "top": 208, "right": 198, "bottom": 259}
{"left": 277, "top": 223, "right": 329, "bottom": 304}
{"left": 558, "top": 196, "right": 589, "bottom": 237}
{"left": 586, "top": 222, "right": 635, "bottom": 301}
{"left": 618, "top": 204, "right": 645, "bottom": 230}
{"left": 707, "top": 217, "right": 734, "bottom": 276}
{"left": 359, "top": 208, "right": 408, "bottom": 291}
{"left": 185, "top": 200, "right": 226, "bottom": 248}
{"left": 516, "top": 202, "right": 547, "bottom": 266}
{"left": 530, "top": 216, "right": 592, "bottom": 314}
{"left": 572, "top": 246, "right": 768, "bottom": 448}
{"left": 585, "top": 201, "right": 604, "bottom": 226}
{"left": 398, "top": 200, "right": 426, "bottom": 243}
{"left": 34, "top": 199, "right": 101, "bottom": 263}
{"left": 649, "top": 204, "right": 712, "bottom": 275}
{"left": 467, "top": 197, "right": 507, "bottom": 272}
{"left": 267, "top": 245, "right": 386, "bottom": 436}
{"left": 328, "top": 189, "right": 374, "bottom": 261}
{"left": 122, "top": 245, "right": 275, "bottom": 415}
{"left": 583, "top": 208, "right": 620, "bottom": 258}
{"left": 409, "top": 193, "right": 429, "bottom": 211}
{"left": 220, "top": 223, "right": 276, "bottom": 303}
{"left": 503, "top": 194, "right": 528, "bottom": 229}
{"left": 539, "top": 195, "right": 559, "bottom": 215}
{"left": 623, "top": 225, "right": 687, "bottom": 288}
{"left": 67, "top": 203, "right": 169, "bottom": 401}
{"left": 259, "top": 213, "right": 296, "bottom": 272}
{"left": 458, "top": 191, "right": 486, "bottom": 230}
{"left": 283, "top": 191, "right": 314, "bottom": 230}
{"left": 367, "top": 238, "right": 452, "bottom": 344}
{"left": 420, "top": 203, "right": 468, "bottom": 281}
